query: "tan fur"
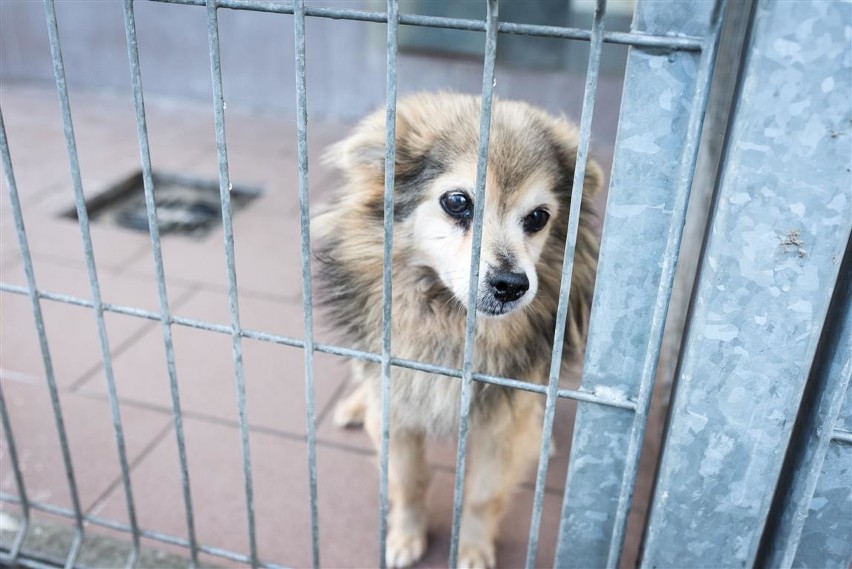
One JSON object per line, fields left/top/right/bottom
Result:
{"left": 315, "top": 93, "right": 601, "bottom": 568}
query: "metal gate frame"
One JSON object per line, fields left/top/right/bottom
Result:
{"left": 0, "top": 0, "right": 849, "bottom": 568}
{"left": 641, "top": 1, "right": 852, "bottom": 565}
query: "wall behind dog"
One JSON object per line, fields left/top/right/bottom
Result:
{"left": 0, "top": 0, "right": 625, "bottom": 142}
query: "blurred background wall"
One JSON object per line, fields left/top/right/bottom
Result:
{"left": 0, "top": 0, "right": 633, "bottom": 125}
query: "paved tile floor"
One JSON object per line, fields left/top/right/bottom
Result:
{"left": 0, "top": 82, "right": 658, "bottom": 568}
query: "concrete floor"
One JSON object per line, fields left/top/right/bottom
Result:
{"left": 0, "top": 81, "right": 663, "bottom": 569}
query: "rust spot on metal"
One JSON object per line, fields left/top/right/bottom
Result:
{"left": 779, "top": 230, "right": 806, "bottom": 258}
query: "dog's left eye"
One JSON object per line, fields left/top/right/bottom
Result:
{"left": 523, "top": 208, "right": 550, "bottom": 233}
{"left": 440, "top": 191, "right": 473, "bottom": 219}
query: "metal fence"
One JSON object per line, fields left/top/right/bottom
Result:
{"left": 0, "top": 0, "right": 850, "bottom": 568}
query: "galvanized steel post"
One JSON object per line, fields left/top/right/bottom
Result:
{"left": 760, "top": 240, "right": 851, "bottom": 568}
{"left": 554, "top": 1, "right": 723, "bottom": 567}
{"left": 641, "top": 0, "right": 852, "bottom": 566}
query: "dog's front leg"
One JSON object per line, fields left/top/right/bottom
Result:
{"left": 459, "top": 393, "right": 542, "bottom": 569}
{"left": 364, "top": 402, "right": 431, "bottom": 568}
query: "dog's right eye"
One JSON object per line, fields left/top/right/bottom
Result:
{"left": 440, "top": 191, "right": 473, "bottom": 219}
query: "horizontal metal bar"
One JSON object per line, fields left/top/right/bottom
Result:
{"left": 0, "top": 282, "right": 638, "bottom": 412}
{"left": 1, "top": 552, "right": 66, "bottom": 569}
{"left": 831, "top": 429, "right": 852, "bottom": 445}
{"left": 144, "top": 0, "right": 702, "bottom": 51}
{"left": 0, "top": 493, "right": 290, "bottom": 569}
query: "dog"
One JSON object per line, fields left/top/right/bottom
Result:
{"left": 313, "top": 92, "right": 601, "bottom": 568}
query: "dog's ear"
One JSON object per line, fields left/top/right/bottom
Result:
{"left": 323, "top": 109, "right": 416, "bottom": 179}
{"left": 547, "top": 116, "right": 604, "bottom": 198}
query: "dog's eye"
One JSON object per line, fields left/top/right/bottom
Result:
{"left": 440, "top": 191, "right": 473, "bottom": 219}
{"left": 523, "top": 208, "right": 550, "bottom": 233}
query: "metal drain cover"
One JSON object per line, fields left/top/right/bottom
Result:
{"left": 65, "top": 171, "right": 262, "bottom": 238}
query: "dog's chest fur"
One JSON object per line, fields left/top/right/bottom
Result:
{"left": 320, "top": 247, "right": 558, "bottom": 434}
{"left": 392, "top": 276, "right": 553, "bottom": 433}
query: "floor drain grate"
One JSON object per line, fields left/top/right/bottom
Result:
{"left": 64, "top": 171, "right": 262, "bottom": 238}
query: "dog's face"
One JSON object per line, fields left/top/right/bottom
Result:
{"left": 326, "top": 93, "right": 581, "bottom": 319}
{"left": 409, "top": 158, "right": 559, "bottom": 317}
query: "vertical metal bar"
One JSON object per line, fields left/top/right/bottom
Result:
{"left": 447, "top": 1, "right": 499, "bottom": 566}
{"left": 0, "top": 105, "right": 83, "bottom": 569}
{"left": 523, "top": 2, "right": 606, "bottom": 567}
{"left": 641, "top": 0, "right": 852, "bottom": 565}
{"left": 0, "top": 378, "right": 30, "bottom": 565}
{"left": 203, "top": 2, "right": 258, "bottom": 567}
{"left": 42, "top": 2, "right": 141, "bottom": 566}
{"left": 292, "top": 1, "right": 320, "bottom": 567}
{"left": 120, "top": 1, "right": 199, "bottom": 566}
{"left": 657, "top": 0, "right": 754, "bottom": 426}
{"left": 601, "top": 5, "right": 726, "bottom": 566}
{"left": 785, "top": 427, "right": 852, "bottom": 568}
{"left": 553, "top": 1, "right": 721, "bottom": 566}
{"left": 378, "top": 1, "right": 399, "bottom": 568}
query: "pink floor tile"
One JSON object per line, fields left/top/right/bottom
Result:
{"left": 1, "top": 182, "right": 155, "bottom": 274}
{"left": 0, "top": 252, "right": 192, "bottom": 312}
{"left": 0, "top": 261, "right": 192, "bottom": 389}
{"left": 91, "top": 413, "right": 565, "bottom": 569}
{"left": 122, "top": 202, "right": 311, "bottom": 301}
{"left": 75, "top": 288, "right": 349, "bottom": 436}
{"left": 0, "top": 378, "right": 172, "bottom": 514}
{"left": 176, "top": 145, "right": 339, "bottom": 221}
{"left": 90, "top": 417, "right": 369, "bottom": 568}
{"left": 0, "top": 85, "right": 212, "bottom": 198}
{"left": 0, "top": 124, "right": 74, "bottom": 197}
{"left": 161, "top": 286, "right": 305, "bottom": 341}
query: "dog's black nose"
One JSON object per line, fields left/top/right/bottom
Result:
{"left": 489, "top": 270, "right": 529, "bottom": 303}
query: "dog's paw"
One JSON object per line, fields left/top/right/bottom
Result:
{"left": 332, "top": 390, "right": 366, "bottom": 428}
{"left": 332, "top": 401, "right": 364, "bottom": 428}
{"left": 385, "top": 528, "right": 427, "bottom": 568}
{"left": 458, "top": 541, "right": 496, "bottom": 569}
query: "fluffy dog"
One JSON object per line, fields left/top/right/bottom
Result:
{"left": 313, "top": 92, "right": 601, "bottom": 568}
